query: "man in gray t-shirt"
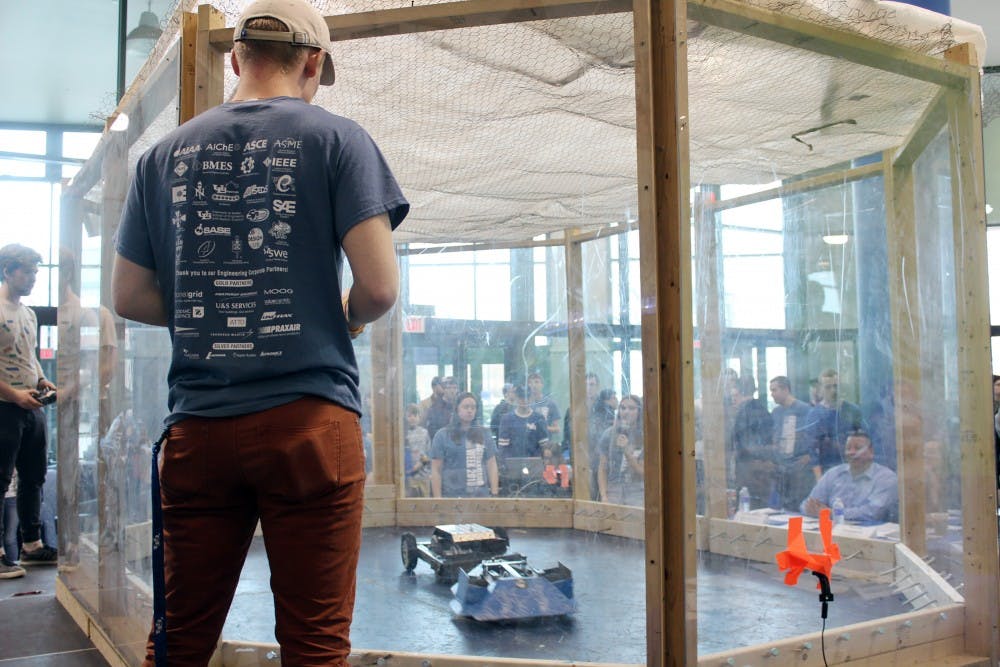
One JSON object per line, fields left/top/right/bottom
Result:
{"left": 112, "top": 1, "right": 407, "bottom": 664}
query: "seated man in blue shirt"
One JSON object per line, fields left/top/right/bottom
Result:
{"left": 800, "top": 430, "right": 898, "bottom": 523}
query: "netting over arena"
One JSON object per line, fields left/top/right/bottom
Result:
{"left": 108, "top": 0, "right": 985, "bottom": 244}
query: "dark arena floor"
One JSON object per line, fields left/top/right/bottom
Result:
{"left": 221, "top": 526, "right": 908, "bottom": 662}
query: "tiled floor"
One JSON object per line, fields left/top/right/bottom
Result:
{"left": 0, "top": 562, "right": 106, "bottom": 666}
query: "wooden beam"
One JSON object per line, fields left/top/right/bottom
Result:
{"left": 210, "top": 0, "right": 632, "bottom": 47}
{"left": 195, "top": 5, "right": 227, "bottom": 115}
{"left": 221, "top": 641, "right": 642, "bottom": 667}
{"left": 179, "top": 12, "right": 199, "bottom": 124}
{"left": 565, "top": 236, "right": 592, "bottom": 501}
{"left": 894, "top": 89, "right": 950, "bottom": 171}
{"left": 707, "top": 161, "right": 882, "bottom": 213}
{"left": 884, "top": 149, "right": 927, "bottom": 556}
{"left": 895, "top": 542, "right": 966, "bottom": 607}
{"left": 395, "top": 497, "right": 575, "bottom": 527}
{"left": 944, "top": 43, "right": 1000, "bottom": 664}
{"left": 370, "top": 308, "right": 402, "bottom": 486}
{"left": 633, "top": 0, "right": 694, "bottom": 664}
{"left": 694, "top": 190, "right": 727, "bottom": 520}
{"left": 395, "top": 226, "right": 631, "bottom": 256}
{"left": 699, "top": 604, "right": 968, "bottom": 667}
{"left": 687, "top": 0, "right": 969, "bottom": 89}
{"left": 97, "top": 130, "right": 129, "bottom": 621}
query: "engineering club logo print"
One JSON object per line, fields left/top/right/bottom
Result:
{"left": 211, "top": 182, "right": 240, "bottom": 203}
{"left": 171, "top": 185, "right": 187, "bottom": 204}
{"left": 269, "top": 221, "right": 291, "bottom": 241}
{"left": 243, "top": 184, "right": 267, "bottom": 199}
{"left": 246, "top": 209, "right": 269, "bottom": 223}
{"left": 247, "top": 228, "right": 264, "bottom": 250}
{"left": 240, "top": 156, "right": 255, "bottom": 175}
{"left": 274, "top": 174, "right": 295, "bottom": 194}
{"left": 196, "top": 240, "right": 216, "bottom": 259}
{"left": 171, "top": 211, "right": 186, "bottom": 229}
{"left": 173, "top": 161, "right": 188, "bottom": 177}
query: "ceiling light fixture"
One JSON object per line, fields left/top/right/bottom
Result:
{"left": 822, "top": 234, "right": 850, "bottom": 246}
{"left": 126, "top": 1, "right": 163, "bottom": 56}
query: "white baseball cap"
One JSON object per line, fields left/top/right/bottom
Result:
{"left": 234, "top": 0, "right": 335, "bottom": 86}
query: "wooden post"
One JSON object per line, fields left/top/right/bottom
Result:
{"left": 97, "top": 129, "right": 129, "bottom": 619}
{"left": 694, "top": 190, "right": 727, "bottom": 519}
{"left": 371, "top": 304, "right": 403, "bottom": 488}
{"left": 884, "top": 148, "right": 927, "bottom": 555}
{"left": 193, "top": 5, "right": 226, "bottom": 118}
{"left": 633, "top": 0, "right": 694, "bottom": 664}
{"left": 57, "top": 193, "right": 84, "bottom": 569}
{"left": 565, "top": 235, "right": 591, "bottom": 501}
{"left": 179, "top": 11, "right": 199, "bottom": 124}
{"left": 944, "top": 43, "right": 1000, "bottom": 663}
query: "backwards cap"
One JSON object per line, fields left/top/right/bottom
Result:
{"left": 234, "top": 0, "right": 335, "bottom": 86}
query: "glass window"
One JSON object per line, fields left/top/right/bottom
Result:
{"left": 63, "top": 132, "right": 101, "bottom": 160}
{"left": 0, "top": 128, "right": 45, "bottom": 153}
{"left": 0, "top": 129, "right": 46, "bottom": 178}
{"left": 987, "top": 227, "right": 1000, "bottom": 327}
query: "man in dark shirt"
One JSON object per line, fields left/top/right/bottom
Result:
{"left": 527, "top": 371, "right": 562, "bottom": 455}
{"left": 805, "top": 369, "right": 866, "bottom": 475}
{"left": 490, "top": 382, "right": 515, "bottom": 443}
{"left": 498, "top": 385, "right": 549, "bottom": 459}
{"left": 111, "top": 1, "right": 408, "bottom": 663}
{"left": 768, "top": 376, "right": 813, "bottom": 510}
{"left": 425, "top": 376, "right": 457, "bottom": 440}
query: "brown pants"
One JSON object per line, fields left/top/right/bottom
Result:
{"left": 143, "top": 397, "right": 366, "bottom": 667}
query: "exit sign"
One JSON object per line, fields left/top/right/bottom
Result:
{"left": 404, "top": 316, "right": 425, "bottom": 333}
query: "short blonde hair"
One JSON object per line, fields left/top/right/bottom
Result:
{"left": 233, "top": 17, "right": 311, "bottom": 75}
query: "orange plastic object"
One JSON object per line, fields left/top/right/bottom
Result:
{"left": 542, "top": 464, "right": 571, "bottom": 488}
{"left": 774, "top": 509, "right": 842, "bottom": 586}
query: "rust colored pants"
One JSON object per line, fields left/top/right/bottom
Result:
{"left": 143, "top": 397, "right": 366, "bottom": 667}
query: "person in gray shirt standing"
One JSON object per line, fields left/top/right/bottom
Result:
{"left": 768, "top": 376, "right": 813, "bottom": 511}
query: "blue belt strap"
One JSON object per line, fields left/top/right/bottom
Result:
{"left": 151, "top": 429, "right": 169, "bottom": 667}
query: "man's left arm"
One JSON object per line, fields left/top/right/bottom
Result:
{"left": 546, "top": 399, "right": 561, "bottom": 438}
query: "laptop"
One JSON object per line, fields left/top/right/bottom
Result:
{"left": 500, "top": 456, "right": 545, "bottom": 479}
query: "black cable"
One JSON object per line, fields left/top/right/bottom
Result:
{"left": 820, "top": 616, "right": 829, "bottom": 667}
{"left": 812, "top": 570, "right": 834, "bottom": 667}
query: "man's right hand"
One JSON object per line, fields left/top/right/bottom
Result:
{"left": 13, "top": 388, "right": 42, "bottom": 410}
{"left": 803, "top": 497, "right": 827, "bottom": 517}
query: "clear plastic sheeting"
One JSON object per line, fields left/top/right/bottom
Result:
{"left": 57, "top": 47, "right": 181, "bottom": 667}
{"left": 984, "top": 70, "right": 1000, "bottom": 127}
{"left": 54, "top": 0, "right": 996, "bottom": 665}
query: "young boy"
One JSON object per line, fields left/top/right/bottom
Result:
{"left": 404, "top": 404, "right": 431, "bottom": 497}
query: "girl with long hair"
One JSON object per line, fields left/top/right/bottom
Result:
{"left": 597, "top": 394, "right": 644, "bottom": 505}
{"left": 430, "top": 392, "right": 499, "bottom": 497}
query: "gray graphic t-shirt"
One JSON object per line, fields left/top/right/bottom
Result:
{"left": 117, "top": 97, "right": 408, "bottom": 424}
